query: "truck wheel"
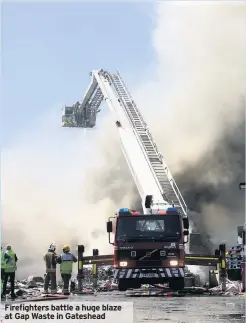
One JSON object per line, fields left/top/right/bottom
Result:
{"left": 118, "top": 279, "right": 128, "bottom": 292}
{"left": 169, "top": 278, "right": 184, "bottom": 291}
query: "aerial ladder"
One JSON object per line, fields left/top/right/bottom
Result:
{"left": 62, "top": 69, "right": 188, "bottom": 219}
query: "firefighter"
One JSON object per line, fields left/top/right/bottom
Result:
{"left": 44, "top": 243, "right": 57, "bottom": 294}
{"left": 56, "top": 245, "right": 77, "bottom": 295}
{"left": 2, "top": 245, "right": 18, "bottom": 299}
{"left": 1, "top": 247, "right": 11, "bottom": 298}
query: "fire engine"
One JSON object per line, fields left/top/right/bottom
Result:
{"left": 106, "top": 207, "right": 188, "bottom": 290}
{"left": 61, "top": 69, "right": 205, "bottom": 291}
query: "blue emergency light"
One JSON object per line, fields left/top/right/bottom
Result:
{"left": 166, "top": 207, "right": 178, "bottom": 212}
{"left": 119, "top": 208, "right": 130, "bottom": 212}
{"left": 118, "top": 208, "right": 132, "bottom": 216}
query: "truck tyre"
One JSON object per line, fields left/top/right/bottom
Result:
{"left": 169, "top": 278, "right": 184, "bottom": 291}
{"left": 118, "top": 279, "right": 128, "bottom": 292}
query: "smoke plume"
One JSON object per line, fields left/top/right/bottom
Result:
{"left": 1, "top": 116, "right": 130, "bottom": 278}
{"left": 2, "top": 1, "right": 246, "bottom": 278}
{"left": 134, "top": 1, "right": 246, "bottom": 248}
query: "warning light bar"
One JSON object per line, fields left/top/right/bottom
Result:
{"left": 118, "top": 208, "right": 141, "bottom": 216}
{"left": 118, "top": 208, "right": 132, "bottom": 216}
{"left": 166, "top": 207, "right": 178, "bottom": 212}
{"left": 158, "top": 207, "right": 179, "bottom": 215}
{"left": 119, "top": 208, "right": 130, "bottom": 213}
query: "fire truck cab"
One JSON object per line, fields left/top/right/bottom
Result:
{"left": 107, "top": 207, "right": 189, "bottom": 291}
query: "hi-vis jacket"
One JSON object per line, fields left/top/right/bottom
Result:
{"left": 5, "top": 250, "right": 18, "bottom": 273}
{"left": 1, "top": 250, "right": 11, "bottom": 270}
{"left": 56, "top": 252, "right": 77, "bottom": 274}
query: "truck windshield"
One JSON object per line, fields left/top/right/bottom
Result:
{"left": 116, "top": 215, "right": 181, "bottom": 242}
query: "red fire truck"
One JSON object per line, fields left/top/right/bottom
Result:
{"left": 106, "top": 207, "right": 189, "bottom": 291}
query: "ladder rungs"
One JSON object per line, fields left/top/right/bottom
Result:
{"left": 110, "top": 74, "right": 187, "bottom": 216}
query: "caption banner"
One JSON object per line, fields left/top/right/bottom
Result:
{"left": 3, "top": 302, "right": 133, "bottom": 322}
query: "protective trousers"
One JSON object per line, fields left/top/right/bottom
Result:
{"left": 61, "top": 274, "right": 71, "bottom": 294}
{"left": 44, "top": 272, "right": 57, "bottom": 294}
{"left": 3, "top": 272, "right": 15, "bottom": 297}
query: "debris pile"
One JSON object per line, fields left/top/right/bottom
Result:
{"left": 209, "top": 278, "right": 243, "bottom": 295}
{"left": 125, "top": 282, "right": 244, "bottom": 297}
{"left": 2, "top": 267, "right": 244, "bottom": 300}
{"left": 2, "top": 267, "right": 115, "bottom": 300}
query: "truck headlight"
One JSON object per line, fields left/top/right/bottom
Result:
{"left": 119, "top": 261, "right": 128, "bottom": 267}
{"left": 170, "top": 260, "right": 178, "bottom": 266}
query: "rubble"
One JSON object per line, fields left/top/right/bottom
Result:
{"left": 209, "top": 278, "right": 243, "bottom": 296}
{"left": 1, "top": 267, "right": 244, "bottom": 301}
{"left": 1, "top": 266, "right": 115, "bottom": 300}
{"left": 95, "top": 281, "right": 118, "bottom": 292}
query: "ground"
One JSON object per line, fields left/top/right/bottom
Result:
{"left": 0, "top": 292, "right": 245, "bottom": 322}
{"left": 84, "top": 292, "right": 245, "bottom": 322}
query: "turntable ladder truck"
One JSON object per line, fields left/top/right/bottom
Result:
{"left": 62, "top": 69, "right": 188, "bottom": 218}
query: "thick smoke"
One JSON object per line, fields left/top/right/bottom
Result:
{"left": 2, "top": 1, "right": 246, "bottom": 278}
{"left": 84, "top": 0, "right": 246, "bottom": 255}
{"left": 176, "top": 115, "right": 245, "bottom": 246}
{"left": 1, "top": 114, "right": 131, "bottom": 278}
{"left": 134, "top": 1, "right": 246, "bottom": 248}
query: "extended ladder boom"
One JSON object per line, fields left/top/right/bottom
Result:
{"left": 62, "top": 69, "right": 188, "bottom": 217}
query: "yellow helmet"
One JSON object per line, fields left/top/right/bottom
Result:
{"left": 63, "top": 245, "right": 70, "bottom": 252}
